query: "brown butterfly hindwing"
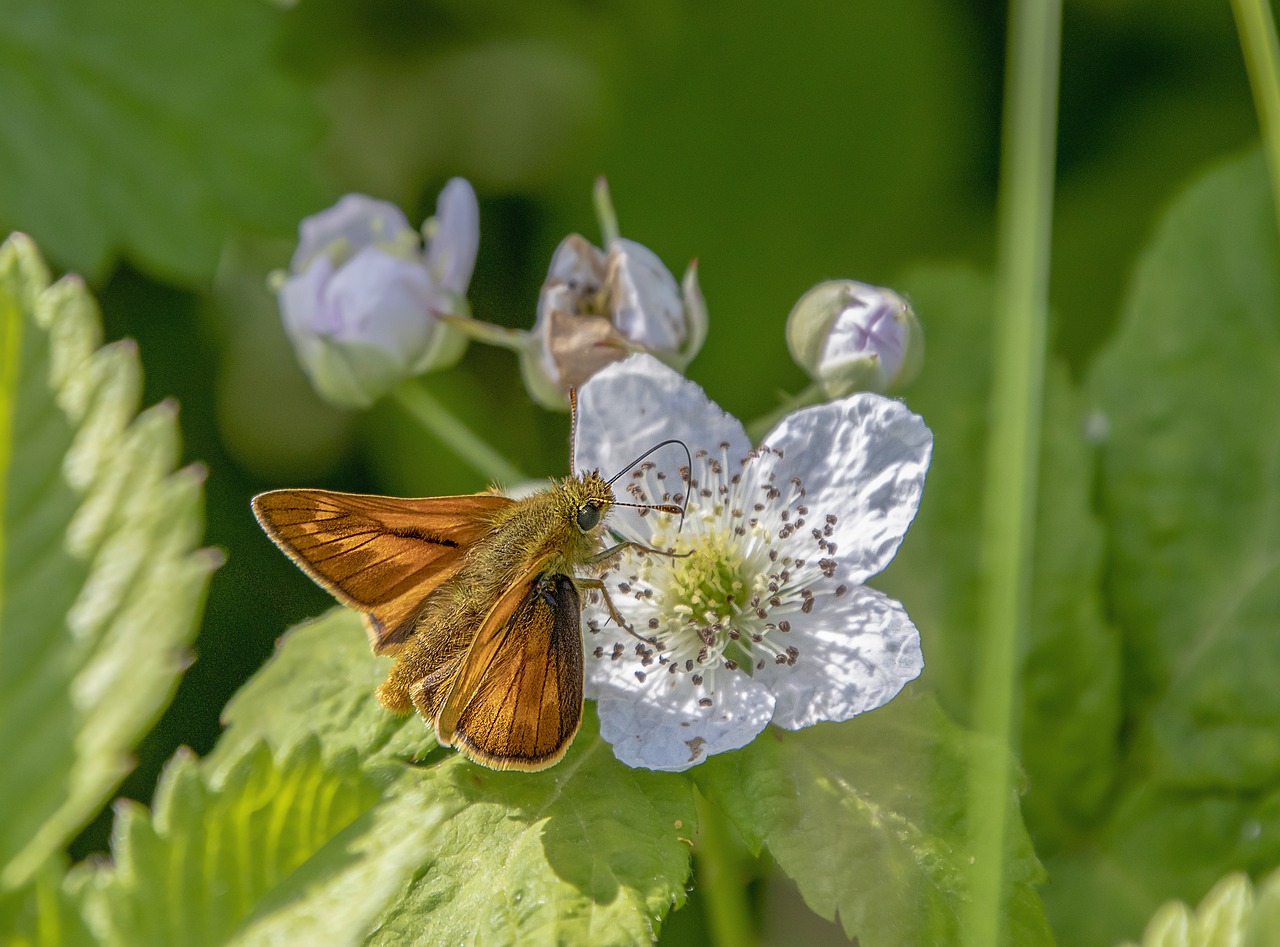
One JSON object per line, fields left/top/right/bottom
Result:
{"left": 433, "top": 573, "right": 584, "bottom": 772}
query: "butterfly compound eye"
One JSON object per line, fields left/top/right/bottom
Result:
{"left": 576, "top": 503, "right": 601, "bottom": 532}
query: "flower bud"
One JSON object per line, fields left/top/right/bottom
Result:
{"left": 276, "top": 181, "right": 479, "bottom": 409}
{"left": 517, "top": 234, "right": 706, "bottom": 408}
{"left": 786, "top": 280, "right": 923, "bottom": 396}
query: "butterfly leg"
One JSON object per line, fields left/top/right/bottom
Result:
{"left": 588, "top": 540, "right": 691, "bottom": 567}
{"left": 575, "top": 577, "right": 629, "bottom": 627}
{"left": 577, "top": 577, "right": 661, "bottom": 647}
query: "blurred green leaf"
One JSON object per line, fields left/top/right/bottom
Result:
{"left": 586, "top": 0, "right": 987, "bottom": 424}
{"left": 1090, "top": 147, "right": 1280, "bottom": 786}
{"left": 696, "top": 694, "right": 1052, "bottom": 946}
{"left": 320, "top": 39, "right": 605, "bottom": 201}
{"left": 0, "top": 234, "right": 215, "bottom": 889}
{"left": 0, "top": 0, "right": 322, "bottom": 282}
{"left": 880, "top": 265, "right": 1121, "bottom": 846}
{"left": 218, "top": 609, "right": 698, "bottom": 944}
{"left": 1019, "top": 358, "right": 1123, "bottom": 844}
{"left": 1045, "top": 148, "right": 1280, "bottom": 945}
{"left": 74, "top": 740, "right": 431, "bottom": 947}
{"left": 875, "top": 267, "right": 991, "bottom": 717}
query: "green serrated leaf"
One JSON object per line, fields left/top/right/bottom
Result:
{"left": 0, "top": 858, "right": 95, "bottom": 947}
{"left": 0, "top": 234, "right": 216, "bottom": 890}
{"left": 73, "top": 739, "right": 432, "bottom": 947}
{"left": 0, "top": 0, "right": 323, "bottom": 282}
{"left": 1047, "top": 148, "right": 1280, "bottom": 946}
{"left": 211, "top": 608, "right": 422, "bottom": 770}
{"left": 1246, "top": 868, "right": 1280, "bottom": 947}
{"left": 217, "top": 609, "right": 698, "bottom": 945}
{"left": 695, "top": 694, "right": 1052, "bottom": 947}
{"left": 880, "top": 264, "right": 1121, "bottom": 846}
{"left": 1119, "top": 869, "right": 1280, "bottom": 947}
{"left": 370, "top": 714, "right": 696, "bottom": 947}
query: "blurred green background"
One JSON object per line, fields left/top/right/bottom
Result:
{"left": 0, "top": 0, "right": 1264, "bottom": 941}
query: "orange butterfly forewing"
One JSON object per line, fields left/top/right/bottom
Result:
{"left": 252, "top": 489, "right": 513, "bottom": 653}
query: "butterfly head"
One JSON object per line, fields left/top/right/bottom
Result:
{"left": 563, "top": 471, "right": 615, "bottom": 536}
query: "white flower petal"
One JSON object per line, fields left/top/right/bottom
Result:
{"left": 576, "top": 355, "right": 749, "bottom": 480}
{"left": 576, "top": 355, "right": 750, "bottom": 537}
{"left": 529, "top": 284, "right": 573, "bottom": 392}
{"left": 425, "top": 177, "right": 480, "bottom": 296}
{"left": 595, "top": 672, "right": 775, "bottom": 772}
{"left": 545, "top": 233, "right": 605, "bottom": 287}
{"left": 759, "top": 393, "right": 931, "bottom": 583}
{"left": 581, "top": 619, "right": 645, "bottom": 700}
{"left": 324, "top": 246, "right": 440, "bottom": 357}
{"left": 609, "top": 238, "right": 684, "bottom": 353}
{"left": 761, "top": 584, "right": 923, "bottom": 730}
{"left": 293, "top": 194, "right": 414, "bottom": 272}
{"left": 279, "top": 254, "right": 338, "bottom": 346}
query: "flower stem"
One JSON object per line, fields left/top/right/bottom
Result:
{"left": 744, "top": 382, "right": 825, "bottom": 443}
{"left": 593, "top": 176, "right": 622, "bottom": 245}
{"left": 694, "top": 790, "right": 756, "bottom": 947}
{"left": 391, "top": 378, "right": 527, "bottom": 485}
{"left": 1230, "top": 0, "right": 1280, "bottom": 236}
{"left": 965, "top": 0, "right": 1061, "bottom": 943}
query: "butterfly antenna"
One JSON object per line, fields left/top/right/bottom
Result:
{"left": 605, "top": 438, "right": 692, "bottom": 487}
{"left": 607, "top": 437, "right": 693, "bottom": 528}
{"left": 568, "top": 388, "right": 580, "bottom": 474}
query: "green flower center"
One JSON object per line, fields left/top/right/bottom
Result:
{"left": 668, "top": 529, "right": 751, "bottom": 627}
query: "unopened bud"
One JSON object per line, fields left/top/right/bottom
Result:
{"left": 786, "top": 280, "right": 922, "bottom": 396}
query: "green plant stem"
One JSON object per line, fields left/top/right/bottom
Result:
{"left": 965, "top": 0, "right": 1061, "bottom": 943}
{"left": 694, "top": 791, "right": 755, "bottom": 947}
{"left": 1230, "top": 0, "right": 1280, "bottom": 237}
{"left": 391, "top": 379, "right": 527, "bottom": 486}
{"left": 0, "top": 252, "right": 19, "bottom": 663}
{"left": 743, "top": 382, "right": 825, "bottom": 443}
